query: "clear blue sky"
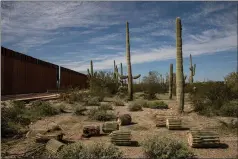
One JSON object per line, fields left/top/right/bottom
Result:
{"left": 1, "top": 1, "right": 237, "bottom": 82}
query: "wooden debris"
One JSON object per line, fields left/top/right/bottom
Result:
{"left": 82, "top": 125, "right": 100, "bottom": 138}
{"left": 117, "top": 114, "right": 132, "bottom": 126}
{"left": 188, "top": 129, "right": 220, "bottom": 148}
{"left": 35, "top": 132, "right": 64, "bottom": 143}
{"left": 102, "top": 121, "right": 119, "bottom": 133}
{"left": 110, "top": 130, "right": 132, "bottom": 146}
{"left": 46, "top": 139, "right": 65, "bottom": 154}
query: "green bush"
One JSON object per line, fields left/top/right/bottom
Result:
{"left": 148, "top": 101, "right": 168, "bottom": 109}
{"left": 88, "top": 108, "right": 116, "bottom": 121}
{"left": 134, "top": 99, "right": 149, "bottom": 108}
{"left": 74, "top": 105, "right": 87, "bottom": 116}
{"left": 86, "top": 97, "right": 101, "bottom": 106}
{"left": 142, "top": 135, "right": 195, "bottom": 159}
{"left": 128, "top": 102, "right": 143, "bottom": 111}
{"left": 58, "top": 142, "right": 123, "bottom": 159}
{"left": 113, "top": 98, "right": 125, "bottom": 106}
{"left": 219, "top": 100, "right": 238, "bottom": 117}
{"left": 189, "top": 80, "right": 236, "bottom": 117}
{"left": 1, "top": 101, "right": 59, "bottom": 138}
{"left": 99, "top": 103, "right": 113, "bottom": 110}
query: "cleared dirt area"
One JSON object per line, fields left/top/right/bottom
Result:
{"left": 1, "top": 93, "right": 238, "bottom": 158}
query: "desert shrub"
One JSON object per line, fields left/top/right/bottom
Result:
{"left": 1, "top": 101, "right": 59, "bottom": 138}
{"left": 148, "top": 101, "right": 168, "bottom": 109}
{"left": 88, "top": 108, "right": 116, "bottom": 121}
{"left": 128, "top": 102, "right": 143, "bottom": 111}
{"left": 140, "top": 71, "right": 168, "bottom": 100}
{"left": 219, "top": 100, "right": 238, "bottom": 117}
{"left": 224, "top": 72, "right": 238, "bottom": 98}
{"left": 99, "top": 103, "right": 113, "bottom": 110}
{"left": 189, "top": 80, "right": 236, "bottom": 116}
{"left": 85, "top": 97, "right": 101, "bottom": 106}
{"left": 57, "top": 104, "right": 66, "bottom": 113}
{"left": 58, "top": 142, "right": 123, "bottom": 159}
{"left": 60, "top": 89, "right": 90, "bottom": 104}
{"left": 142, "top": 135, "right": 195, "bottom": 159}
{"left": 134, "top": 99, "right": 149, "bottom": 108}
{"left": 113, "top": 98, "right": 125, "bottom": 106}
{"left": 116, "top": 86, "right": 128, "bottom": 98}
{"left": 30, "top": 101, "right": 59, "bottom": 117}
{"left": 89, "top": 71, "right": 119, "bottom": 98}
{"left": 74, "top": 105, "right": 87, "bottom": 116}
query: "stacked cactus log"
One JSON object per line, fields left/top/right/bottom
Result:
{"left": 82, "top": 125, "right": 100, "bottom": 138}
{"left": 155, "top": 116, "right": 166, "bottom": 127}
{"left": 46, "top": 139, "right": 65, "bottom": 154}
{"left": 110, "top": 130, "right": 132, "bottom": 146}
{"left": 189, "top": 54, "right": 196, "bottom": 83}
{"left": 176, "top": 17, "right": 185, "bottom": 113}
{"left": 169, "top": 64, "right": 173, "bottom": 99}
{"left": 166, "top": 118, "right": 182, "bottom": 130}
{"left": 120, "top": 21, "right": 141, "bottom": 101}
{"left": 188, "top": 129, "right": 220, "bottom": 148}
{"left": 102, "top": 121, "right": 119, "bottom": 133}
{"left": 117, "top": 114, "right": 132, "bottom": 126}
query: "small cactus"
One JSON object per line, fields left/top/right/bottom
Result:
{"left": 189, "top": 54, "right": 196, "bottom": 83}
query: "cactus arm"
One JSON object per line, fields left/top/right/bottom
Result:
{"left": 193, "top": 64, "right": 196, "bottom": 76}
{"left": 133, "top": 74, "right": 141, "bottom": 79}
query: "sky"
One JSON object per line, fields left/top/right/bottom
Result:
{"left": 1, "top": 1, "right": 237, "bottom": 82}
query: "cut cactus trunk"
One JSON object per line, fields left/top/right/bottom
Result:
{"left": 117, "top": 114, "right": 132, "bottom": 126}
{"left": 35, "top": 131, "right": 64, "bottom": 143}
{"left": 46, "top": 139, "right": 65, "bottom": 154}
{"left": 188, "top": 129, "right": 220, "bottom": 148}
{"left": 155, "top": 117, "right": 166, "bottom": 127}
{"left": 102, "top": 121, "right": 119, "bottom": 133}
{"left": 82, "top": 125, "right": 100, "bottom": 138}
{"left": 166, "top": 118, "right": 188, "bottom": 130}
{"left": 110, "top": 130, "right": 132, "bottom": 146}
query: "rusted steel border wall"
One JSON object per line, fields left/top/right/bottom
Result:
{"left": 60, "top": 66, "right": 88, "bottom": 89}
{"left": 1, "top": 46, "right": 88, "bottom": 95}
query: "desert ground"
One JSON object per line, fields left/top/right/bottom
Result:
{"left": 1, "top": 92, "right": 237, "bottom": 159}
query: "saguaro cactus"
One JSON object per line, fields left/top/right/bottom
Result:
{"left": 117, "top": 21, "right": 141, "bottom": 101}
{"left": 189, "top": 54, "right": 196, "bottom": 83}
{"left": 169, "top": 64, "right": 173, "bottom": 99}
{"left": 87, "top": 60, "right": 95, "bottom": 78}
{"left": 176, "top": 17, "right": 185, "bottom": 114}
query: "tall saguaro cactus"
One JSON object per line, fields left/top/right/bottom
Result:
{"left": 189, "top": 54, "right": 196, "bottom": 83}
{"left": 176, "top": 17, "right": 185, "bottom": 114}
{"left": 169, "top": 64, "right": 173, "bottom": 99}
{"left": 116, "top": 21, "right": 141, "bottom": 101}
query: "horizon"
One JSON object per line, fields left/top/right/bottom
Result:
{"left": 1, "top": 1, "right": 237, "bottom": 82}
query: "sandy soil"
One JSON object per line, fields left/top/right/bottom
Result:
{"left": 2, "top": 93, "right": 238, "bottom": 158}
